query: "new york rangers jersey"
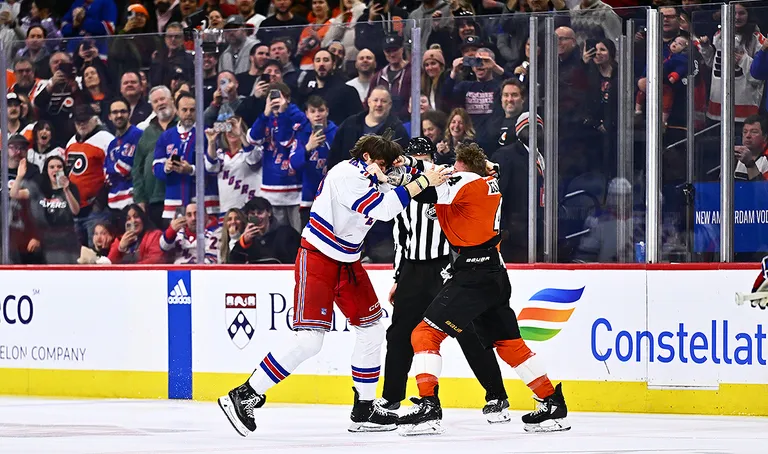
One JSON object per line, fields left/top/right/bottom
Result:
{"left": 290, "top": 121, "right": 337, "bottom": 209}
{"left": 105, "top": 125, "right": 142, "bottom": 209}
{"left": 159, "top": 223, "right": 221, "bottom": 264}
{"left": 152, "top": 125, "right": 220, "bottom": 218}
{"left": 205, "top": 145, "right": 263, "bottom": 212}
{"left": 302, "top": 158, "right": 411, "bottom": 262}
{"left": 246, "top": 104, "right": 306, "bottom": 207}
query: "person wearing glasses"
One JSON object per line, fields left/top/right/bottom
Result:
{"left": 105, "top": 98, "right": 143, "bottom": 224}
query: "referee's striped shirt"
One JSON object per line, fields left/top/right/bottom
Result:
{"left": 393, "top": 200, "right": 450, "bottom": 278}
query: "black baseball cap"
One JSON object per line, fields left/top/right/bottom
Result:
{"left": 383, "top": 34, "right": 404, "bottom": 51}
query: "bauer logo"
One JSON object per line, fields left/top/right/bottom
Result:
{"left": 518, "top": 287, "right": 584, "bottom": 342}
{"left": 167, "top": 271, "right": 191, "bottom": 304}
{"left": 226, "top": 293, "right": 257, "bottom": 349}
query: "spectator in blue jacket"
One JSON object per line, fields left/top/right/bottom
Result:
{"left": 61, "top": 0, "right": 117, "bottom": 59}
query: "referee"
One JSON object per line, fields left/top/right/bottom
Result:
{"left": 378, "top": 137, "right": 510, "bottom": 423}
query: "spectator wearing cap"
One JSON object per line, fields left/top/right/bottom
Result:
{"left": 66, "top": 103, "right": 115, "bottom": 247}
{"left": 6, "top": 93, "right": 32, "bottom": 138}
{"left": 235, "top": 0, "right": 267, "bottom": 30}
{"left": 229, "top": 196, "right": 301, "bottom": 264}
{"left": 489, "top": 110, "right": 545, "bottom": 263}
{"left": 296, "top": 48, "right": 363, "bottom": 126}
{"left": 322, "top": 0, "right": 367, "bottom": 73}
{"left": 133, "top": 86, "right": 178, "bottom": 228}
{"left": 105, "top": 98, "right": 143, "bottom": 212}
{"left": 16, "top": 25, "right": 51, "bottom": 80}
{"left": 61, "top": 0, "right": 117, "bottom": 60}
{"left": 427, "top": 8, "right": 487, "bottom": 67}
{"left": 328, "top": 85, "right": 408, "bottom": 169}
{"left": 421, "top": 45, "right": 450, "bottom": 112}
{"left": 219, "top": 15, "right": 260, "bottom": 75}
{"left": 149, "top": 22, "right": 196, "bottom": 89}
{"left": 26, "top": 119, "right": 65, "bottom": 174}
{"left": 5, "top": 133, "right": 43, "bottom": 264}
{"left": 346, "top": 48, "right": 376, "bottom": 104}
{"left": 366, "top": 33, "right": 411, "bottom": 120}
{"left": 34, "top": 51, "right": 82, "bottom": 147}
{"left": 257, "top": 0, "right": 309, "bottom": 55}
{"left": 326, "top": 41, "right": 347, "bottom": 77}
{"left": 355, "top": 0, "right": 408, "bottom": 69}
{"left": 110, "top": 4, "right": 159, "bottom": 82}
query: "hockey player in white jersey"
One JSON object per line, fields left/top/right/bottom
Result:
{"left": 218, "top": 132, "right": 451, "bottom": 436}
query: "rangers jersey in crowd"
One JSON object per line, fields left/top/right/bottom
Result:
{"left": 290, "top": 121, "right": 337, "bottom": 209}
{"left": 302, "top": 158, "right": 411, "bottom": 262}
{"left": 205, "top": 144, "right": 263, "bottom": 213}
{"left": 246, "top": 104, "right": 306, "bottom": 207}
{"left": 152, "top": 125, "right": 220, "bottom": 218}
{"left": 159, "top": 223, "right": 222, "bottom": 264}
{"left": 65, "top": 127, "right": 115, "bottom": 208}
{"left": 105, "top": 125, "right": 142, "bottom": 210}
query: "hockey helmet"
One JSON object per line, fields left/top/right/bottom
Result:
{"left": 405, "top": 137, "right": 436, "bottom": 161}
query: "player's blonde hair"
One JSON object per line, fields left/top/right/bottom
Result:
{"left": 349, "top": 129, "right": 403, "bottom": 167}
{"left": 455, "top": 143, "right": 488, "bottom": 176}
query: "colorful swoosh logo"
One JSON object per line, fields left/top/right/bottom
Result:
{"left": 519, "top": 287, "right": 585, "bottom": 342}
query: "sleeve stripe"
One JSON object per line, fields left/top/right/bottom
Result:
{"left": 362, "top": 195, "right": 385, "bottom": 216}
{"left": 351, "top": 187, "right": 376, "bottom": 212}
{"left": 356, "top": 192, "right": 383, "bottom": 214}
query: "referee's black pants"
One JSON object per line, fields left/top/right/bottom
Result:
{"left": 382, "top": 258, "right": 508, "bottom": 404}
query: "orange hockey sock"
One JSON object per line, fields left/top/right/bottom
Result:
{"left": 411, "top": 321, "right": 448, "bottom": 397}
{"left": 495, "top": 338, "right": 555, "bottom": 399}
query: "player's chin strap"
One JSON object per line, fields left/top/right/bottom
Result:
{"left": 449, "top": 235, "right": 503, "bottom": 271}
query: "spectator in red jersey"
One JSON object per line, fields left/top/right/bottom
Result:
{"left": 108, "top": 204, "right": 165, "bottom": 264}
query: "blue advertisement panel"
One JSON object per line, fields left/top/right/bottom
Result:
{"left": 693, "top": 182, "right": 768, "bottom": 253}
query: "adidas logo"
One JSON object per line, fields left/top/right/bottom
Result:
{"left": 168, "top": 279, "right": 191, "bottom": 304}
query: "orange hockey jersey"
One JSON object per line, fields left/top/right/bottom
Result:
{"left": 65, "top": 128, "right": 115, "bottom": 208}
{"left": 434, "top": 172, "right": 501, "bottom": 248}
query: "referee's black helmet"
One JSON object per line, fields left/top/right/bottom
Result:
{"left": 405, "top": 137, "right": 436, "bottom": 161}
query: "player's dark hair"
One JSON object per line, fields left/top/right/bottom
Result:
{"left": 455, "top": 142, "right": 488, "bottom": 176}
{"left": 349, "top": 129, "right": 403, "bottom": 167}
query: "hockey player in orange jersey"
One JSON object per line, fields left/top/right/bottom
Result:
{"left": 392, "top": 143, "right": 570, "bottom": 436}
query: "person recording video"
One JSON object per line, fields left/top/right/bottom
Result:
{"left": 228, "top": 197, "right": 300, "bottom": 264}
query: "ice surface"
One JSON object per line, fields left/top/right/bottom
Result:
{"left": 0, "top": 397, "right": 766, "bottom": 453}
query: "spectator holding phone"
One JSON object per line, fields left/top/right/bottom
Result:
{"left": 229, "top": 197, "right": 300, "bottom": 264}
{"left": 107, "top": 204, "right": 165, "bottom": 264}
{"left": 290, "top": 95, "right": 337, "bottom": 227}
{"left": 78, "top": 222, "right": 115, "bottom": 264}
{"left": 10, "top": 155, "right": 80, "bottom": 264}
{"left": 160, "top": 202, "right": 222, "bottom": 264}
{"left": 34, "top": 51, "right": 82, "bottom": 147}
{"left": 205, "top": 116, "right": 263, "bottom": 212}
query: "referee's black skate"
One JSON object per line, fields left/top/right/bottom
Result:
{"left": 522, "top": 383, "right": 570, "bottom": 433}
{"left": 396, "top": 385, "right": 445, "bottom": 436}
{"left": 218, "top": 382, "right": 266, "bottom": 437}
{"left": 349, "top": 387, "right": 397, "bottom": 432}
{"left": 483, "top": 398, "right": 511, "bottom": 424}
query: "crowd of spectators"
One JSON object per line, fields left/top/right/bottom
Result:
{"left": 2, "top": 0, "right": 767, "bottom": 265}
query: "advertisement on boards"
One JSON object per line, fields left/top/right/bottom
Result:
{"left": 694, "top": 181, "right": 768, "bottom": 253}
{"left": 0, "top": 270, "right": 167, "bottom": 372}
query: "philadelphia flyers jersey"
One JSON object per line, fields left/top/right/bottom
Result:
{"left": 434, "top": 171, "right": 501, "bottom": 248}
{"left": 65, "top": 128, "right": 115, "bottom": 208}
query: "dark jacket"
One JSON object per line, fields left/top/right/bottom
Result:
{"left": 327, "top": 111, "right": 409, "bottom": 170}
{"left": 229, "top": 225, "right": 301, "bottom": 264}
{"left": 296, "top": 72, "right": 363, "bottom": 126}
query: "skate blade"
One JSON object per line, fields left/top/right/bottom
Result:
{"left": 218, "top": 395, "right": 255, "bottom": 437}
{"left": 485, "top": 409, "right": 511, "bottom": 424}
{"left": 524, "top": 418, "right": 571, "bottom": 433}
{"left": 348, "top": 422, "right": 397, "bottom": 433}
{"left": 397, "top": 420, "right": 446, "bottom": 436}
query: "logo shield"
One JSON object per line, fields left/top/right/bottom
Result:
{"left": 225, "top": 293, "right": 257, "bottom": 349}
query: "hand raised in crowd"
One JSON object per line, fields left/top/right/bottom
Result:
{"left": 305, "top": 128, "right": 326, "bottom": 152}
{"left": 205, "top": 127, "right": 219, "bottom": 141}
{"left": 242, "top": 222, "right": 264, "bottom": 243}
{"left": 212, "top": 88, "right": 223, "bottom": 107}
{"left": 27, "top": 238, "right": 40, "bottom": 253}
{"left": 164, "top": 157, "right": 177, "bottom": 173}
{"left": 118, "top": 229, "right": 138, "bottom": 252}
{"left": 58, "top": 173, "right": 70, "bottom": 189}
{"left": 264, "top": 96, "right": 283, "bottom": 116}
{"left": 368, "top": 2, "right": 384, "bottom": 21}
{"left": 735, "top": 145, "right": 755, "bottom": 167}
{"left": 253, "top": 80, "right": 270, "bottom": 98}
{"left": 436, "top": 141, "right": 449, "bottom": 155}
{"left": 170, "top": 216, "right": 187, "bottom": 232}
{"left": 17, "top": 158, "right": 27, "bottom": 178}
{"left": 175, "top": 159, "right": 194, "bottom": 175}
{"left": 582, "top": 44, "right": 596, "bottom": 64}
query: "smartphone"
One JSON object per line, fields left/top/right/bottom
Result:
{"left": 248, "top": 215, "right": 260, "bottom": 225}
{"left": 462, "top": 56, "right": 483, "bottom": 68}
{"left": 585, "top": 38, "right": 598, "bottom": 52}
{"left": 171, "top": 154, "right": 181, "bottom": 163}
{"left": 269, "top": 89, "right": 281, "bottom": 100}
{"left": 373, "top": 0, "right": 387, "bottom": 8}
{"left": 262, "top": 74, "right": 272, "bottom": 84}
{"left": 58, "top": 62, "right": 74, "bottom": 77}
{"left": 312, "top": 124, "right": 324, "bottom": 135}
{"left": 125, "top": 221, "right": 134, "bottom": 232}
{"left": 174, "top": 207, "right": 185, "bottom": 220}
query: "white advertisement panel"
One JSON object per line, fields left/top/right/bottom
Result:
{"left": 647, "top": 269, "right": 768, "bottom": 387}
{"left": 0, "top": 270, "right": 168, "bottom": 371}
{"left": 191, "top": 269, "right": 650, "bottom": 382}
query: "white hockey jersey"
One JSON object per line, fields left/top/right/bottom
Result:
{"left": 159, "top": 224, "right": 222, "bottom": 264}
{"left": 205, "top": 146, "right": 263, "bottom": 212}
{"left": 302, "top": 158, "right": 412, "bottom": 263}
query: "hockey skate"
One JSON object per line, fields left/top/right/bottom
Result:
{"left": 217, "top": 382, "right": 266, "bottom": 437}
{"left": 396, "top": 386, "right": 445, "bottom": 436}
{"left": 522, "top": 383, "right": 570, "bottom": 433}
{"left": 483, "top": 398, "right": 511, "bottom": 424}
{"left": 349, "top": 387, "right": 397, "bottom": 432}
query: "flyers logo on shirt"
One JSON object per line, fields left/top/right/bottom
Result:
{"left": 67, "top": 152, "right": 88, "bottom": 175}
